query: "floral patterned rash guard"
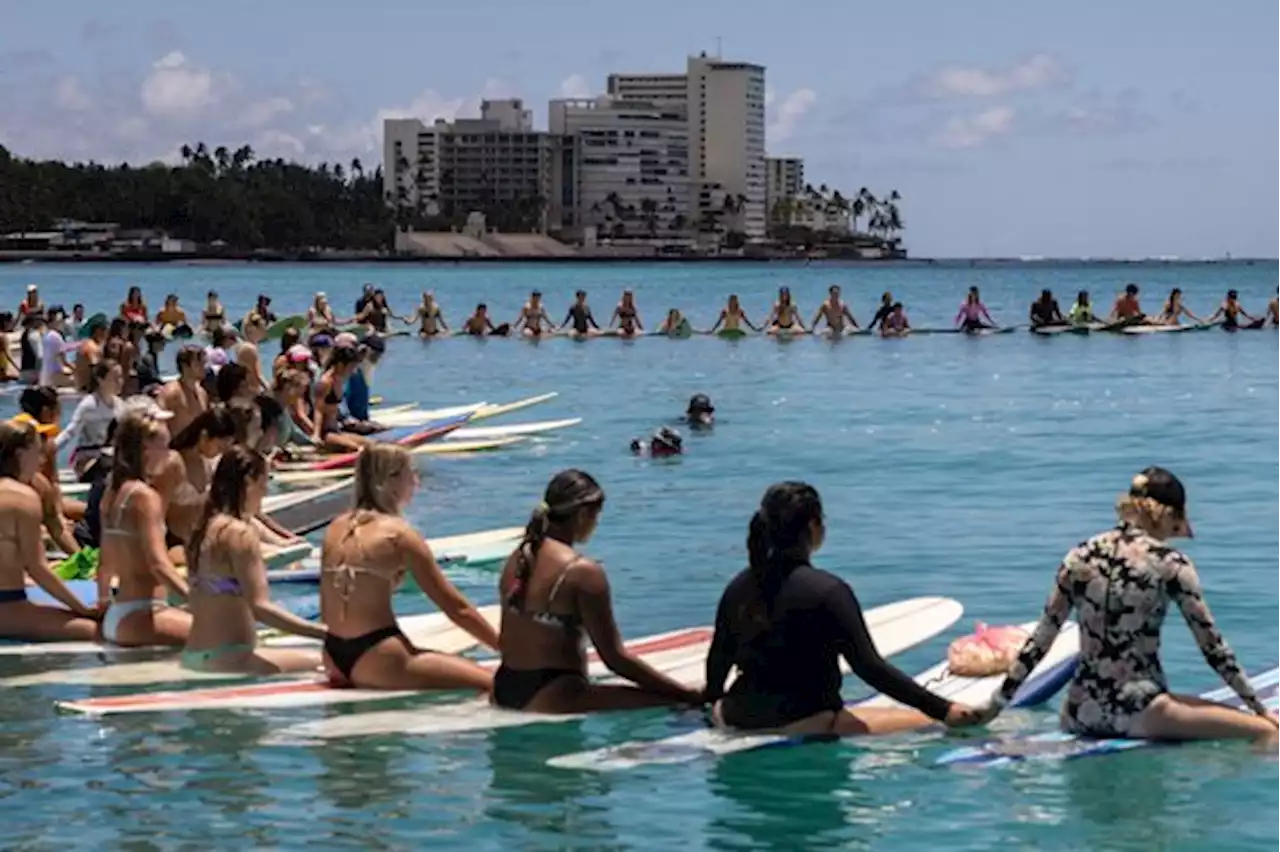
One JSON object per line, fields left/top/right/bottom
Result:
{"left": 994, "top": 521, "right": 1267, "bottom": 737}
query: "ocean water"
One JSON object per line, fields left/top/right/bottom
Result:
{"left": 0, "top": 261, "right": 1276, "bottom": 851}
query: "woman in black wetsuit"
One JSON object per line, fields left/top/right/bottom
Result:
{"left": 705, "top": 482, "right": 982, "bottom": 736}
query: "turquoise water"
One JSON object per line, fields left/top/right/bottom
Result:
{"left": 1, "top": 262, "right": 1277, "bottom": 850}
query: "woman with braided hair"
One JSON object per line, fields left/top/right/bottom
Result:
{"left": 974, "top": 467, "right": 1277, "bottom": 744}
{"left": 318, "top": 443, "right": 497, "bottom": 690}
{"left": 492, "top": 469, "right": 702, "bottom": 712}
{"left": 704, "top": 481, "right": 982, "bottom": 735}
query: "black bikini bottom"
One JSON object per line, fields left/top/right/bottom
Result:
{"left": 492, "top": 664, "right": 583, "bottom": 709}
{"left": 324, "top": 625, "right": 414, "bottom": 682}
{"left": 719, "top": 690, "right": 843, "bottom": 730}
{"left": 0, "top": 588, "right": 28, "bottom": 604}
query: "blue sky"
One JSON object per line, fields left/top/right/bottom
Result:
{"left": 1, "top": 0, "right": 1275, "bottom": 258}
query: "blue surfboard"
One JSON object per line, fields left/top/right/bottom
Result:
{"left": 935, "top": 667, "right": 1280, "bottom": 768}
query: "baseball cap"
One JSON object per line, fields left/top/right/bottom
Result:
{"left": 309, "top": 333, "right": 334, "bottom": 348}
{"left": 286, "top": 344, "right": 313, "bottom": 364}
{"left": 8, "top": 413, "right": 58, "bottom": 437}
{"left": 119, "top": 396, "right": 175, "bottom": 421}
{"left": 333, "top": 332, "right": 359, "bottom": 348}
{"left": 206, "top": 348, "right": 229, "bottom": 368}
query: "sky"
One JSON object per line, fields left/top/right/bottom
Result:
{"left": 1, "top": 0, "right": 1275, "bottom": 258}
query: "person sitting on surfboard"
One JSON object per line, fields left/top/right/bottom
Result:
{"left": 252, "top": 294, "right": 278, "bottom": 327}
{"left": 182, "top": 446, "right": 326, "bottom": 675}
{"left": 157, "top": 345, "right": 210, "bottom": 438}
{"left": 0, "top": 420, "right": 101, "bottom": 643}
{"left": 403, "top": 291, "right": 448, "bottom": 337}
{"left": 630, "top": 427, "right": 683, "bottom": 457}
{"left": 657, "top": 309, "right": 692, "bottom": 338}
{"left": 974, "top": 467, "right": 1278, "bottom": 745}
{"left": 319, "top": 443, "right": 498, "bottom": 691}
{"left": 765, "top": 287, "right": 807, "bottom": 335}
{"left": 461, "top": 304, "right": 510, "bottom": 337}
{"left": 880, "top": 303, "right": 911, "bottom": 338}
{"left": 1028, "top": 290, "right": 1065, "bottom": 329}
{"left": 17, "top": 284, "right": 43, "bottom": 320}
{"left": 202, "top": 291, "right": 227, "bottom": 335}
{"left": 955, "top": 286, "right": 997, "bottom": 333}
{"left": 685, "top": 394, "right": 715, "bottom": 429}
{"left": 709, "top": 294, "right": 758, "bottom": 335}
{"left": 355, "top": 290, "right": 394, "bottom": 335}
{"left": 514, "top": 291, "right": 553, "bottom": 339}
{"left": 1108, "top": 283, "right": 1145, "bottom": 325}
{"left": 865, "top": 292, "right": 895, "bottom": 332}
{"left": 155, "top": 294, "right": 191, "bottom": 338}
{"left": 307, "top": 292, "right": 338, "bottom": 333}
{"left": 811, "top": 285, "right": 860, "bottom": 336}
{"left": 559, "top": 291, "right": 600, "bottom": 338}
{"left": 1205, "top": 289, "right": 1262, "bottom": 331}
{"left": 311, "top": 346, "right": 369, "bottom": 454}
{"left": 610, "top": 290, "right": 644, "bottom": 338}
{"left": 1267, "top": 289, "right": 1279, "bottom": 326}
{"left": 705, "top": 481, "right": 982, "bottom": 736}
{"left": 491, "top": 469, "right": 701, "bottom": 712}
{"left": 119, "top": 286, "right": 149, "bottom": 326}
{"left": 1155, "top": 288, "right": 1204, "bottom": 326}
{"left": 1068, "top": 290, "right": 1096, "bottom": 326}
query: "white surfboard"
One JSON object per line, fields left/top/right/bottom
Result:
{"left": 371, "top": 394, "right": 557, "bottom": 429}
{"left": 546, "top": 619, "right": 1078, "bottom": 772}
{"left": 1121, "top": 324, "right": 1189, "bottom": 335}
{"left": 446, "top": 418, "right": 581, "bottom": 442}
{"left": 262, "top": 597, "right": 962, "bottom": 743}
{"left": 57, "top": 625, "right": 712, "bottom": 716}
{"left": 371, "top": 401, "right": 487, "bottom": 427}
{"left": 4, "top": 607, "right": 502, "bottom": 688}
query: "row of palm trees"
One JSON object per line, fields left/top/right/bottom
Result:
{"left": 770, "top": 185, "right": 904, "bottom": 242}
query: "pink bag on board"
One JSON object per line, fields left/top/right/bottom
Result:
{"left": 946, "top": 623, "right": 1030, "bottom": 677}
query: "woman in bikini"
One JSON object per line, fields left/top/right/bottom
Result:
{"left": 152, "top": 406, "right": 239, "bottom": 546}
{"left": 404, "top": 292, "right": 448, "bottom": 337}
{"left": 492, "top": 469, "right": 702, "bottom": 712}
{"left": 955, "top": 286, "right": 997, "bottom": 332}
{"left": 1205, "top": 290, "right": 1263, "bottom": 331}
{"left": 514, "top": 291, "right": 553, "bottom": 339}
{"left": 766, "top": 287, "right": 807, "bottom": 335}
{"left": 201, "top": 291, "right": 227, "bottom": 336}
{"left": 97, "top": 410, "right": 193, "bottom": 647}
{"left": 311, "top": 345, "right": 368, "bottom": 454}
{"left": 976, "top": 467, "right": 1278, "bottom": 744}
{"left": 120, "top": 286, "right": 149, "bottom": 325}
{"left": 709, "top": 294, "right": 759, "bottom": 335}
{"left": 319, "top": 443, "right": 498, "bottom": 690}
{"left": 1155, "top": 288, "right": 1204, "bottom": 326}
{"left": 657, "top": 308, "right": 692, "bottom": 337}
{"left": 0, "top": 421, "right": 100, "bottom": 642}
{"left": 610, "top": 290, "right": 644, "bottom": 338}
{"left": 307, "top": 292, "right": 338, "bottom": 333}
{"left": 182, "top": 446, "right": 325, "bottom": 674}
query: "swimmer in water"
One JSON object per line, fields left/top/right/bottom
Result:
{"left": 1108, "top": 283, "right": 1145, "bottom": 326}
{"left": 765, "top": 287, "right": 806, "bottom": 335}
{"left": 559, "top": 290, "right": 600, "bottom": 339}
{"left": 867, "top": 292, "right": 895, "bottom": 332}
{"left": 1205, "top": 289, "right": 1262, "bottom": 331}
{"left": 811, "top": 285, "right": 860, "bottom": 336}
{"left": 630, "top": 427, "right": 683, "bottom": 457}
{"left": 1028, "top": 289, "right": 1065, "bottom": 329}
{"left": 403, "top": 292, "right": 448, "bottom": 337}
{"left": 1068, "top": 290, "right": 1097, "bottom": 326}
{"left": 514, "top": 291, "right": 553, "bottom": 339}
{"left": 709, "top": 295, "right": 759, "bottom": 334}
{"left": 954, "top": 286, "right": 997, "bottom": 333}
{"left": 973, "top": 467, "right": 1278, "bottom": 746}
{"left": 879, "top": 302, "right": 910, "bottom": 338}
{"left": 1155, "top": 288, "right": 1203, "bottom": 326}
{"left": 685, "top": 394, "right": 715, "bottom": 429}
{"left": 610, "top": 290, "right": 643, "bottom": 338}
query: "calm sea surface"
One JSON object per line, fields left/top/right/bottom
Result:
{"left": 1, "top": 261, "right": 1277, "bottom": 850}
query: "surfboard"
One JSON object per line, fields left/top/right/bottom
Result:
{"left": 369, "top": 394, "right": 556, "bottom": 430}
{"left": 963, "top": 326, "right": 1017, "bottom": 336}
{"left": 371, "top": 402, "right": 488, "bottom": 428}
{"left": 717, "top": 328, "right": 748, "bottom": 340}
{"left": 305, "top": 414, "right": 472, "bottom": 472}
{"left": 261, "top": 478, "right": 352, "bottom": 535}
{"left": 446, "top": 418, "right": 581, "bottom": 442}
{"left": 260, "top": 597, "right": 962, "bottom": 743}
{"left": 470, "top": 392, "right": 559, "bottom": 423}
{"left": 546, "top": 619, "right": 1078, "bottom": 772}
{"left": 1030, "top": 325, "right": 1089, "bottom": 336}
{"left": 935, "top": 665, "right": 1280, "bottom": 768}
{"left": 271, "top": 439, "right": 524, "bottom": 486}
{"left": 57, "top": 625, "right": 713, "bottom": 716}
{"left": 1121, "top": 324, "right": 1191, "bottom": 335}
{"left": 265, "top": 315, "right": 307, "bottom": 339}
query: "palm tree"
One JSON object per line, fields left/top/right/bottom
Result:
{"left": 214, "top": 146, "right": 230, "bottom": 176}
{"left": 350, "top": 158, "right": 364, "bottom": 179}
{"left": 640, "top": 197, "right": 659, "bottom": 237}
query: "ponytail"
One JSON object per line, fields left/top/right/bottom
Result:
{"left": 739, "top": 482, "right": 824, "bottom": 640}
{"left": 506, "top": 470, "right": 604, "bottom": 610}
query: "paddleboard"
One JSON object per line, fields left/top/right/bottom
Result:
{"left": 262, "top": 597, "right": 961, "bottom": 743}
{"left": 446, "top": 418, "right": 581, "bottom": 442}
{"left": 1030, "top": 325, "right": 1089, "bottom": 336}
{"left": 547, "top": 619, "right": 1077, "bottom": 772}
{"left": 716, "top": 329, "right": 748, "bottom": 340}
{"left": 3, "top": 607, "right": 501, "bottom": 688}
{"left": 935, "top": 665, "right": 1280, "bottom": 768}
{"left": 265, "top": 315, "right": 307, "bottom": 339}
{"left": 964, "top": 326, "right": 1017, "bottom": 336}
{"left": 59, "top": 625, "right": 712, "bottom": 716}
{"left": 1122, "top": 324, "right": 1191, "bottom": 335}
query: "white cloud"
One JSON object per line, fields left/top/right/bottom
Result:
{"left": 935, "top": 105, "right": 1016, "bottom": 149}
{"left": 479, "top": 77, "right": 517, "bottom": 100}
{"left": 255, "top": 129, "right": 306, "bottom": 158}
{"left": 140, "top": 51, "right": 218, "bottom": 118}
{"left": 558, "top": 73, "right": 592, "bottom": 99}
{"left": 240, "top": 96, "right": 295, "bottom": 128}
{"left": 767, "top": 88, "right": 817, "bottom": 144}
{"left": 54, "top": 76, "right": 91, "bottom": 111}
{"left": 922, "top": 54, "right": 1067, "bottom": 99}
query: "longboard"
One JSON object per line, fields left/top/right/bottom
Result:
{"left": 367, "top": 393, "right": 558, "bottom": 430}
{"left": 271, "top": 438, "right": 524, "bottom": 484}
{"left": 263, "top": 526, "right": 523, "bottom": 584}
{"left": 935, "top": 665, "right": 1280, "bottom": 768}
{"left": 3, "top": 607, "right": 500, "bottom": 688}
{"left": 543, "top": 617, "right": 1074, "bottom": 772}
{"left": 446, "top": 418, "right": 581, "bottom": 442}
{"left": 306, "top": 414, "right": 472, "bottom": 471}
{"left": 57, "top": 625, "right": 712, "bottom": 716}
{"left": 262, "top": 597, "right": 962, "bottom": 743}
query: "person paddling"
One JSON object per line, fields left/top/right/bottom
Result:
{"left": 704, "top": 482, "right": 983, "bottom": 735}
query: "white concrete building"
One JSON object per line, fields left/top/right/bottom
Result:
{"left": 766, "top": 156, "right": 804, "bottom": 226}
{"left": 605, "top": 73, "right": 688, "bottom": 105}
{"left": 548, "top": 96, "right": 692, "bottom": 239}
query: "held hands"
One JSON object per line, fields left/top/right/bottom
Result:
{"left": 945, "top": 701, "right": 1000, "bottom": 728}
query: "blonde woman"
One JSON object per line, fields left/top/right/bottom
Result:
{"left": 97, "top": 410, "right": 192, "bottom": 647}
{"left": 403, "top": 292, "right": 448, "bottom": 337}
{"left": 977, "top": 467, "right": 1278, "bottom": 744}
{"left": 307, "top": 292, "right": 338, "bottom": 333}
{"left": 609, "top": 289, "right": 643, "bottom": 338}
{"left": 0, "top": 421, "right": 100, "bottom": 641}
{"left": 319, "top": 444, "right": 498, "bottom": 690}
{"left": 182, "top": 446, "right": 324, "bottom": 673}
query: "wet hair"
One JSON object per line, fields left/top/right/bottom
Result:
{"left": 1125, "top": 283, "right": 1139, "bottom": 295}
{"left": 575, "top": 290, "right": 587, "bottom": 298}
{"left": 169, "top": 405, "right": 239, "bottom": 452}
{"left": 280, "top": 327, "right": 301, "bottom": 352}
{"left": 1040, "top": 289, "right": 1053, "bottom": 300}
{"left": 742, "top": 482, "right": 824, "bottom": 639}
{"left": 215, "top": 363, "right": 250, "bottom": 403}
{"left": 187, "top": 445, "right": 267, "bottom": 579}
{"left": 1227, "top": 289, "right": 1239, "bottom": 300}
{"left": 110, "top": 411, "right": 167, "bottom": 485}
{"left": 0, "top": 421, "right": 39, "bottom": 479}
{"left": 1115, "top": 466, "right": 1187, "bottom": 530}
{"left": 89, "top": 359, "right": 121, "bottom": 394}
{"left": 476, "top": 303, "right": 488, "bottom": 311}
{"left": 19, "top": 386, "right": 59, "bottom": 420}
{"left": 507, "top": 469, "right": 605, "bottom": 610}
{"left": 176, "top": 344, "right": 205, "bottom": 371}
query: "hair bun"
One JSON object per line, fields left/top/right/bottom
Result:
{"left": 1130, "top": 473, "right": 1149, "bottom": 495}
